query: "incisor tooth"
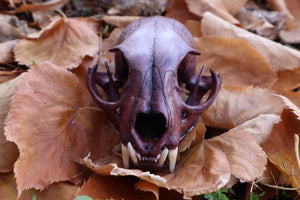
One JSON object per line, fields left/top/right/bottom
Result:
{"left": 121, "top": 144, "right": 130, "bottom": 168}
{"left": 168, "top": 146, "right": 178, "bottom": 173}
{"left": 127, "top": 142, "right": 138, "bottom": 164}
{"left": 158, "top": 148, "right": 169, "bottom": 165}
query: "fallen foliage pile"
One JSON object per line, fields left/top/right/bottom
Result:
{"left": 0, "top": 0, "right": 300, "bottom": 199}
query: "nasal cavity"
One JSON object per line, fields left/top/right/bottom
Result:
{"left": 134, "top": 112, "right": 167, "bottom": 141}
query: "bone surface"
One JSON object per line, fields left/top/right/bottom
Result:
{"left": 87, "top": 16, "right": 221, "bottom": 173}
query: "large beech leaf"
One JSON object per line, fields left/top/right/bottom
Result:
{"left": 201, "top": 86, "right": 284, "bottom": 129}
{"left": 80, "top": 123, "right": 266, "bottom": 199}
{"left": 262, "top": 98, "right": 300, "bottom": 191}
{"left": 207, "top": 129, "right": 267, "bottom": 182}
{"left": 194, "top": 36, "right": 277, "bottom": 88}
{"left": 14, "top": 17, "right": 99, "bottom": 69}
{"left": 0, "top": 172, "right": 78, "bottom": 200}
{"left": 233, "top": 114, "right": 281, "bottom": 145}
{"left": 4, "top": 62, "right": 119, "bottom": 195}
{"left": 201, "top": 12, "right": 300, "bottom": 73}
{"left": 0, "top": 76, "right": 20, "bottom": 173}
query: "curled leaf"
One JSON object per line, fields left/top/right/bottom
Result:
{"left": 262, "top": 106, "right": 300, "bottom": 192}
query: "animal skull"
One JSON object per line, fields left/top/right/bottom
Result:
{"left": 87, "top": 16, "right": 221, "bottom": 173}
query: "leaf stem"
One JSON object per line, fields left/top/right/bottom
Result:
{"left": 259, "top": 181, "right": 300, "bottom": 191}
{"left": 294, "top": 134, "right": 300, "bottom": 169}
{"left": 55, "top": 9, "right": 67, "bottom": 19}
{"left": 77, "top": 107, "right": 102, "bottom": 112}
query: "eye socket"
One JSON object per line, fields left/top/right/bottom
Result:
{"left": 134, "top": 112, "right": 167, "bottom": 140}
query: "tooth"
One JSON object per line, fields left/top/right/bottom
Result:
{"left": 137, "top": 153, "right": 141, "bottom": 161}
{"left": 156, "top": 154, "right": 161, "bottom": 160}
{"left": 168, "top": 147, "right": 178, "bottom": 173}
{"left": 121, "top": 144, "right": 130, "bottom": 168}
{"left": 158, "top": 148, "right": 169, "bottom": 165}
{"left": 127, "top": 142, "right": 138, "bottom": 164}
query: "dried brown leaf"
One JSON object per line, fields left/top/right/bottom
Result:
{"left": 0, "top": 40, "right": 19, "bottom": 64}
{"left": 275, "top": 89, "right": 300, "bottom": 109}
{"left": 100, "top": 27, "right": 123, "bottom": 68}
{"left": 0, "top": 172, "right": 18, "bottom": 200}
{"left": 0, "top": 76, "right": 20, "bottom": 173}
{"left": 273, "top": 67, "right": 300, "bottom": 92}
{"left": 81, "top": 123, "right": 266, "bottom": 199}
{"left": 165, "top": 0, "right": 200, "bottom": 23}
{"left": 185, "top": 20, "right": 201, "bottom": 37}
{"left": 76, "top": 175, "right": 156, "bottom": 200}
{"left": 135, "top": 180, "right": 159, "bottom": 200}
{"left": 0, "top": 172, "right": 78, "bottom": 200}
{"left": 201, "top": 12, "right": 300, "bottom": 72}
{"left": 19, "top": 181, "right": 78, "bottom": 200}
{"left": 233, "top": 114, "right": 281, "bottom": 144}
{"left": 207, "top": 129, "right": 267, "bottom": 182}
{"left": 262, "top": 106, "right": 300, "bottom": 192}
{"left": 11, "top": 0, "right": 69, "bottom": 13}
{"left": 14, "top": 17, "right": 99, "bottom": 69}
{"left": 235, "top": 8, "right": 286, "bottom": 40}
{"left": 102, "top": 15, "right": 141, "bottom": 28}
{"left": 4, "top": 62, "right": 119, "bottom": 195}
{"left": 185, "top": 0, "right": 247, "bottom": 24}
{"left": 267, "top": 0, "right": 300, "bottom": 43}
{"left": 202, "top": 86, "right": 284, "bottom": 129}
{"left": 194, "top": 36, "right": 277, "bottom": 88}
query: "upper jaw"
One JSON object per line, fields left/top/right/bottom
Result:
{"left": 121, "top": 141, "right": 179, "bottom": 173}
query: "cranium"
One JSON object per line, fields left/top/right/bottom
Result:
{"left": 87, "top": 16, "right": 221, "bottom": 172}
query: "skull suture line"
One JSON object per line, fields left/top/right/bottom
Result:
{"left": 87, "top": 16, "right": 221, "bottom": 173}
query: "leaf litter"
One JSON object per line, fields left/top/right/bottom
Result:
{"left": 0, "top": 0, "right": 300, "bottom": 199}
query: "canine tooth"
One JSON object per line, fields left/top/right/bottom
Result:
{"left": 168, "top": 147, "right": 178, "bottom": 173}
{"left": 158, "top": 148, "right": 169, "bottom": 165}
{"left": 127, "top": 142, "right": 138, "bottom": 164}
{"left": 121, "top": 144, "right": 130, "bottom": 168}
{"left": 137, "top": 153, "right": 141, "bottom": 161}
